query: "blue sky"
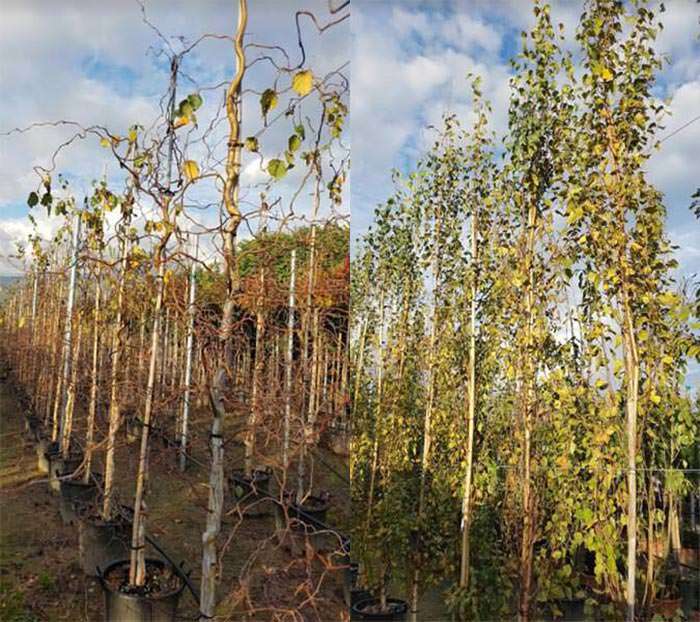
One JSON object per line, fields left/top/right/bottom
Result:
{"left": 0, "top": 0, "right": 348, "bottom": 272}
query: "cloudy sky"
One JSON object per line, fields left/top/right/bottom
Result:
{"left": 351, "top": 0, "right": 700, "bottom": 276}
{"left": 0, "top": 0, "right": 349, "bottom": 273}
{"left": 350, "top": 0, "right": 699, "bottom": 388}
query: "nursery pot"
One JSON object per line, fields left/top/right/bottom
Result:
{"left": 289, "top": 493, "right": 330, "bottom": 525}
{"left": 342, "top": 561, "right": 360, "bottom": 607}
{"left": 653, "top": 597, "right": 683, "bottom": 618}
{"left": 229, "top": 468, "right": 271, "bottom": 517}
{"left": 99, "top": 558, "right": 185, "bottom": 622}
{"left": 60, "top": 472, "right": 103, "bottom": 525}
{"left": 36, "top": 437, "right": 54, "bottom": 474}
{"left": 23, "top": 414, "right": 41, "bottom": 442}
{"left": 274, "top": 493, "right": 330, "bottom": 532}
{"left": 78, "top": 511, "right": 132, "bottom": 577}
{"left": 681, "top": 578, "right": 700, "bottom": 616}
{"left": 125, "top": 417, "right": 141, "bottom": 444}
{"left": 48, "top": 451, "right": 83, "bottom": 494}
{"left": 274, "top": 493, "right": 332, "bottom": 554}
{"left": 351, "top": 597, "right": 409, "bottom": 621}
{"left": 554, "top": 598, "right": 586, "bottom": 621}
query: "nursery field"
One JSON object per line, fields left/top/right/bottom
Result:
{"left": 0, "top": 365, "right": 350, "bottom": 621}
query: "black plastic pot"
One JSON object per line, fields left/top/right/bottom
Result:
{"left": 342, "top": 561, "right": 359, "bottom": 607}
{"left": 229, "top": 468, "right": 271, "bottom": 517}
{"left": 274, "top": 493, "right": 333, "bottom": 554}
{"left": 351, "top": 597, "right": 409, "bottom": 621}
{"left": 59, "top": 472, "right": 103, "bottom": 526}
{"left": 288, "top": 493, "right": 330, "bottom": 524}
{"left": 23, "top": 415, "right": 41, "bottom": 442}
{"left": 125, "top": 417, "right": 141, "bottom": 444}
{"left": 36, "top": 438, "right": 54, "bottom": 474}
{"left": 551, "top": 598, "right": 586, "bottom": 621}
{"left": 78, "top": 512, "right": 132, "bottom": 577}
{"left": 99, "top": 558, "right": 184, "bottom": 622}
{"left": 681, "top": 578, "right": 700, "bottom": 616}
{"left": 274, "top": 493, "right": 330, "bottom": 531}
{"left": 48, "top": 451, "right": 83, "bottom": 494}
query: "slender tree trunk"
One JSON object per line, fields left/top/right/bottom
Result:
{"left": 518, "top": 200, "right": 538, "bottom": 622}
{"left": 102, "top": 211, "right": 132, "bottom": 520}
{"left": 58, "top": 213, "right": 81, "bottom": 452}
{"left": 200, "top": 3, "right": 247, "bottom": 616}
{"left": 623, "top": 301, "right": 639, "bottom": 622}
{"left": 84, "top": 279, "right": 101, "bottom": 482}
{"left": 130, "top": 248, "right": 167, "bottom": 586}
{"left": 283, "top": 250, "right": 297, "bottom": 475}
{"left": 245, "top": 267, "right": 265, "bottom": 477}
{"left": 61, "top": 314, "right": 83, "bottom": 460}
{"left": 460, "top": 209, "right": 479, "bottom": 588}
{"left": 180, "top": 244, "right": 197, "bottom": 472}
{"left": 411, "top": 207, "right": 443, "bottom": 622}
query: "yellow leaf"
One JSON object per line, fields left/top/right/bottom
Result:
{"left": 128, "top": 128, "right": 137, "bottom": 143}
{"left": 291, "top": 70, "right": 313, "bottom": 97}
{"left": 556, "top": 455, "right": 570, "bottom": 471}
{"left": 100, "top": 137, "right": 111, "bottom": 148}
{"left": 650, "top": 393, "right": 661, "bottom": 405}
{"left": 183, "top": 160, "right": 200, "bottom": 181}
{"left": 174, "top": 116, "right": 189, "bottom": 129}
{"left": 601, "top": 66, "right": 613, "bottom": 81}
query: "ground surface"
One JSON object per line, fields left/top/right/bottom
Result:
{"left": 0, "top": 367, "right": 350, "bottom": 621}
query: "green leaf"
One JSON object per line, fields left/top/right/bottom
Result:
{"left": 187, "top": 93, "right": 203, "bottom": 111}
{"left": 261, "top": 89, "right": 278, "bottom": 116}
{"left": 267, "top": 158, "right": 288, "bottom": 180}
{"left": 178, "top": 100, "right": 194, "bottom": 119}
{"left": 658, "top": 292, "right": 679, "bottom": 306}
{"left": 27, "top": 192, "right": 39, "bottom": 208}
{"left": 295, "top": 124, "right": 306, "bottom": 140}
{"left": 291, "top": 70, "right": 313, "bottom": 96}
{"left": 288, "top": 134, "right": 301, "bottom": 152}
{"left": 244, "top": 136, "right": 259, "bottom": 152}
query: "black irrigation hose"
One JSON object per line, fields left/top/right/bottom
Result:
{"left": 310, "top": 446, "right": 350, "bottom": 486}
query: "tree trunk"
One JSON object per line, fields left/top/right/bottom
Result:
{"left": 283, "top": 250, "right": 297, "bottom": 476}
{"left": 102, "top": 211, "right": 132, "bottom": 520}
{"left": 180, "top": 244, "right": 197, "bottom": 472}
{"left": 57, "top": 213, "right": 81, "bottom": 448}
{"left": 623, "top": 316, "right": 639, "bottom": 622}
{"left": 460, "top": 209, "right": 478, "bottom": 588}
{"left": 245, "top": 266, "right": 265, "bottom": 477}
{"left": 130, "top": 250, "right": 167, "bottom": 586}
{"left": 61, "top": 315, "right": 83, "bottom": 460}
{"left": 200, "top": 2, "right": 247, "bottom": 616}
{"left": 84, "top": 279, "right": 101, "bottom": 482}
{"left": 518, "top": 200, "right": 538, "bottom": 622}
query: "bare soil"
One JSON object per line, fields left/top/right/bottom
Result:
{"left": 0, "top": 370, "right": 350, "bottom": 621}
